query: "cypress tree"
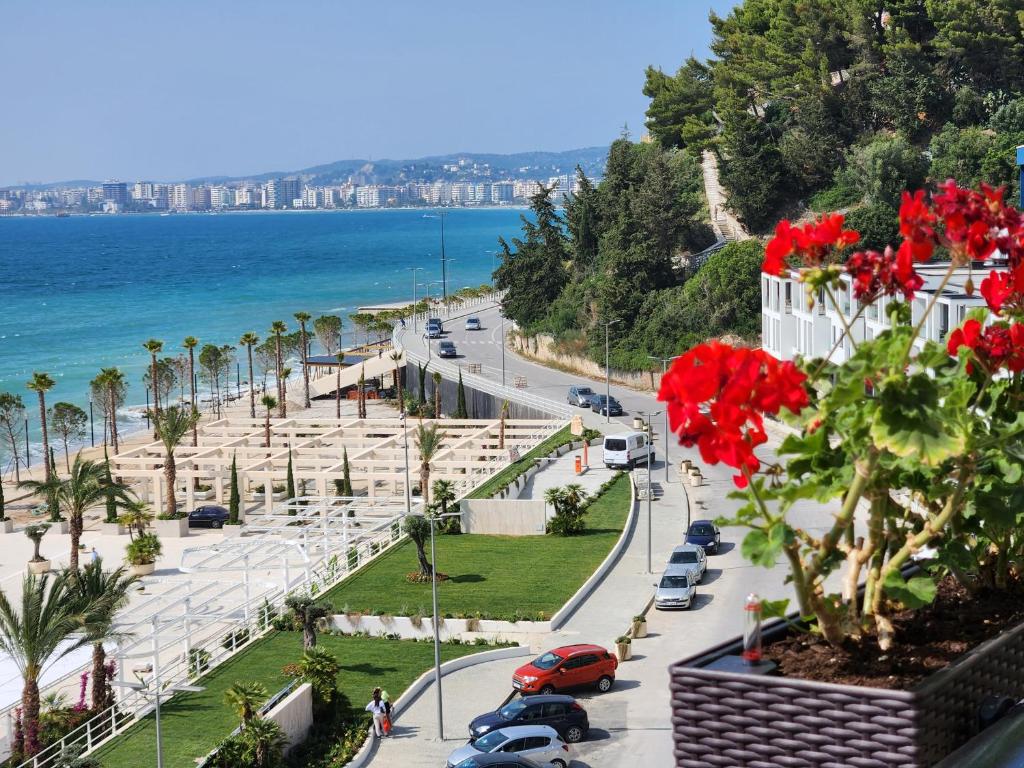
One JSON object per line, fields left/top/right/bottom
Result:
{"left": 47, "top": 447, "right": 60, "bottom": 522}
{"left": 341, "top": 447, "right": 353, "bottom": 496}
{"left": 0, "top": 477, "right": 5, "bottom": 521}
{"left": 454, "top": 370, "right": 468, "bottom": 419}
{"left": 228, "top": 453, "right": 240, "bottom": 524}
{"left": 417, "top": 363, "right": 427, "bottom": 405}
{"left": 286, "top": 450, "right": 296, "bottom": 500}
{"left": 333, "top": 478, "right": 345, "bottom": 496}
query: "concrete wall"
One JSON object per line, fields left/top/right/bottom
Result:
{"left": 460, "top": 498, "right": 547, "bottom": 535}
{"left": 511, "top": 333, "right": 660, "bottom": 391}
{"left": 265, "top": 683, "right": 313, "bottom": 755}
{"left": 404, "top": 362, "right": 554, "bottom": 420}
{"left": 328, "top": 613, "right": 550, "bottom": 638}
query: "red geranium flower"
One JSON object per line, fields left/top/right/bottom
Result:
{"left": 947, "top": 318, "right": 1024, "bottom": 373}
{"left": 897, "top": 189, "right": 937, "bottom": 263}
{"left": 658, "top": 342, "right": 808, "bottom": 487}
{"left": 762, "top": 215, "right": 859, "bottom": 275}
{"left": 845, "top": 246, "right": 924, "bottom": 301}
{"left": 981, "top": 270, "right": 1013, "bottom": 314}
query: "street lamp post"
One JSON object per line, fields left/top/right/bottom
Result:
{"left": 401, "top": 414, "right": 412, "bottom": 516}
{"left": 648, "top": 355, "right": 681, "bottom": 482}
{"left": 408, "top": 267, "right": 424, "bottom": 332}
{"left": 501, "top": 314, "right": 506, "bottom": 387}
{"left": 638, "top": 410, "right": 662, "bottom": 575}
{"left": 89, "top": 397, "right": 95, "bottom": 447}
{"left": 604, "top": 320, "right": 620, "bottom": 424}
{"left": 439, "top": 212, "right": 448, "bottom": 303}
{"left": 423, "top": 508, "right": 460, "bottom": 741}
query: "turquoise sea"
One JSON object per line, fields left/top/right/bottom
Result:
{"left": 0, "top": 208, "right": 522, "bottom": 457}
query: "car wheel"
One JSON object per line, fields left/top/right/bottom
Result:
{"left": 539, "top": 684, "right": 556, "bottom": 695}
{"left": 597, "top": 675, "right": 614, "bottom": 693}
{"left": 564, "top": 725, "right": 585, "bottom": 744}
{"left": 551, "top": 760, "right": 568, "bottom": 768}
{"left": 211, "top": 520, "right": 223, "bottom": 529}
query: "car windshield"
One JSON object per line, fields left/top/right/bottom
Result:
{"left": 473, "top": 729, "right": 508, "bottom": 752}
{"left": 605, "top": 439, "right": 627, "bottom": 451}
{"left": 670, "top": 551, "right": 698, "bottom": 564}
{"left": 499, "top": 700, "right": 527, "bottom": 719}
{"left": 440, "top": 342, "right": 453, "bottom": 348}
{"left": 689, "top": 524, "right": 715, "bottom": 536}
{"left": 577, "top": 387, "right": 593, "bottom": 395}
{"left": 661, "top": 574, "right": 691, "bottom": 588}
{"left": 532, "top": 651, "right": 564, "bottom": 670}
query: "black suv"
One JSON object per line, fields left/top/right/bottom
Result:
{"left": 188, "top": 505, "right": 230, "bottom": 529}
{"left": 469, "top": 694, "right": 589, "bottom": 744}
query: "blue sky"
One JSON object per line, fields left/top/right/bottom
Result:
{"left": 0, "top": 1, "right": 736, "bottom": 185}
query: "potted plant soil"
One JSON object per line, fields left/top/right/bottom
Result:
{"left": 631, "top": 614, "right": 647, "bottom": 639}
{"left": 614, "top": 635, "right": 632, "bottom": 662}
{"left": 661, "top": 182, "right": 1024, "bottom": 767}
{"left": 154, "top": 510, "right": 189, "bottom": 538}
{"left": 25, "top": 524, "right": 50, "bottom": 574}
{"left": 125, "top": 533, "right": 162, "bottom": 577}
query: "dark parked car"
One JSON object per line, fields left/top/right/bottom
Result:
{"left": 188, "top": 505, "right": 230, "bottom": 529}
{"left": 566, "top": 385, "right": 594, "bottom": 407}
{"left": 449, "top": 753, "right": 544, "bottom": 768}
{"left": 438, "top": 340, "right": 458, "bottom": 358}
{"left": 685, "top": 519, "right": 722, "bottom": 554}
{"left": 469, "top": 694, "right": 589, "bottom": 744}
{"left": 587, "top": 394, "right": 623, "bottom": 416}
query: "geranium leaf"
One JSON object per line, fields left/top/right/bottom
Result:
{"left": 883, "top": 571, "right": 936, "bottom": 609}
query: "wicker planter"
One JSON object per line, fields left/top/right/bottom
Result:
{"left": 129, "top": 562, "right": 156, "bottom": 577}
{"left": 669, "top": 617, "right": 1024, "bottom": 767}
{"left": 27, "top": 559, "right": 50, "bottom": 575}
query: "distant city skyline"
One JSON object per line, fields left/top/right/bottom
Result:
{"left": 0, "top": 1, "right": 736, "bottom": 186}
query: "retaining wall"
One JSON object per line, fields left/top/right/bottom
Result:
{"left": 265, "top": 683, "right": 313, "bottom": 755}
{"left": 460, "top": 498, "right": 547, "bottom": 535}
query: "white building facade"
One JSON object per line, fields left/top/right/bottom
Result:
{"left": 762, "top": 263, "right": 997, "bottom": 363}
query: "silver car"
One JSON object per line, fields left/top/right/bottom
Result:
{"left": 447, "top": 725, "right": 571, "bottom": 768}
{"left": 655, "top": 566, "right": 697, "bottom": 610}
{"left": 666, "top": 543, "right": 707, "bottom": 583}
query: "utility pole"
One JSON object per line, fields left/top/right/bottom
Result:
{"left": 439, "top": 211, "right": 447, "bottom": 303}
{"left": 604, "top": 320, "right": 620, "bottom": 424}
{"left": 649, "top": 355, "right": 681, "bottom": 482}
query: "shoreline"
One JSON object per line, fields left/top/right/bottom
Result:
{"left": 0, "top": 204, "right": 530, "bottom": 219}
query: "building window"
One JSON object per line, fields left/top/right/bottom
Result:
{"left": 762, "top": 278, "right": 769, "bottom": 307}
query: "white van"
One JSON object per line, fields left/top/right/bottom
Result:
{"left": 603, "top": 432, "right": 650, "bottom": 469}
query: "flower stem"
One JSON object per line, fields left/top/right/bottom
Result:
{"left": 902, "top": 259, "right": 957, "bottom": 365}
{"left": 823, "top": 283, "right": 859, "bottom": 353}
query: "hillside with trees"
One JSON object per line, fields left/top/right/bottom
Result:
{"left": 644, "top": 0, "right": 1024, "bottom": 233}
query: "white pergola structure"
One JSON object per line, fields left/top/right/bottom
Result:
{"left": 111, "top": 416, "right": 563, "bottom": 514}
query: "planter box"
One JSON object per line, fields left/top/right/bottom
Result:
{"left": 129, "top": 562, "right": 155, "bottom": 577}
{"left": 99, "top": 522, "right": 126, "bottom": 536}
{"left": 192, "top": 489, "right": 215, "bottom": 500}
{"left": 27, "top": 559, "right": 50, "bottom": 575}
{"left": 222, "top": 523, "right": 244, "bottom": 538}
{"left": 669, "top": 617, "right": 1024, "bottom": 767}
{"left": 615, "top": 643, "right": 632, "bottom": 662}
{"left": 632, "top": 621, "right": 648, "bottom": 639}
{"left": 0, "top": 520, "right": 13, "bottom": 534}
{"left": 154, "top": 517, "right": 188, "bottom": 538}
{"left": 253, "top": 491, "right": 287, "bottom": 502}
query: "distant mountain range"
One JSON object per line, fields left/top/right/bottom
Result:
{"left": 13, "top": 147, "right": 609, "bottom": 190}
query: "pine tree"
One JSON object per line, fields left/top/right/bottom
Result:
{"left": 228, "top": 453, "right": 240, "bottom": 524}
{"left": 454, "top": 370, "right": 468, "bottom": 419}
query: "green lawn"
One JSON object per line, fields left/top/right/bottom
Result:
{"left": 469, "top": 425, "right": 573, "bottom": 499}
{"left": 93, "top": 633, "right": 482, "bottom": 768}
{"left": 323, "top": 472, "right": 631, "bottom": 620}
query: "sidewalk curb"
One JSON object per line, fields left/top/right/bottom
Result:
{"left": 352, "top": 644, "right": 533, "bottom": 768}
{"left": 550, "top": 472, "right": 640, "bottom": 630}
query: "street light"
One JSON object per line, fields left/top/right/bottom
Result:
{"left": 604, "top": 320, "right": 620, "bottom": 424}
{"left": 422, "top": 507, "right": 461, "bottom": 740}
{"left": 500, "top": 313, "right": 507, "bottom": 387}
{"left": 648, "top": 355, "right": 681, "bottom": 482}
{"left": 407, "top": 267, "right": 424, "bottom": 332}
{"left": 637, "top": 410, "right": 662, "bottom": 575}
{"left": 443, "top": 259, "right": 457, "bottom": 317}
{"left": 112, "top": 668, "right": 204, "bottom": 768}
{"left": 88, "top": 396, "right": 95, "bottom": 447}
{"left": 400, "top": 413, "right": 412, "bottom": 517}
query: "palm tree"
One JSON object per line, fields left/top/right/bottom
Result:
{"left": 415, "top": 423, "right": 445, "bottom": 503}
{"left": 0, "top": 572, "right": 83, "bottom": 757}
{"left": 389, "top": 351, "right": 404, "bottom": 413}
{"left": 21, "top": 457, "right": 120, "bottom": 572}
{"left": 284, "top": 593, "right": 329, "bottom": 650}
{"left": 334, "top": 352, "right": 345, "bottom": 419}
{"left": 142, "top": 340, "right": 164, "bottom": 437}
{"left": 269, "top": 321, "right": 287, "bottom": 414}
{"left": 261, "top": 395, "right": 277, "bottom": 448}
{"left": 432, "top": 371, "right": 442, "bottom": 418}
{"left": 280, "top": 367, "right": 292, "bottom": 418}
{"left": 294, "top": 311, "right": 312, "bottom": 409}
{"left": 152, "top": 405, "right": 200, "bottom": 517}
{"left": 26, "top": 373, "right": 56, "bottom": 482}
{"left": 242, "top": 717, "right": 286, "bottom": 768}
{"left": 239, "top": 333, "right": 260, "bottom": 419}
{"left": 224, "top": 681, "right": 268, "bottom": 727}
{"left": 117, "top": 497, "right": 153, "bottom": 540}
{"left": 183, "top": 337, "right": 199, "bottom": 447}
{"left": 68, "top": 560, "right": 137, "bottom": 711}
{"left": 432, "top": 479, "right": 456, "bottom": 518}
{"left": 499, "top": 400, "right": 509, "bottom": 450}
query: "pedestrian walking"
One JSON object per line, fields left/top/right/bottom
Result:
{"left": 365, "top": 688, "right": 389, "bottom": 737}
{"left": 90, "top": 547, "right": 100, "bottom": 564}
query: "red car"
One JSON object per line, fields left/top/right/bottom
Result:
{"left": 512, "top": 644, "right": 618, "bottom": 695}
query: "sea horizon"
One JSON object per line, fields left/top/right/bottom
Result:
{"left": 0, "top": 207, "right": 523, "bottom": 467}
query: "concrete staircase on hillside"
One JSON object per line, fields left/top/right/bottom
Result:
{"left": 701, "top": 149, "right": 750, "bottom": 243}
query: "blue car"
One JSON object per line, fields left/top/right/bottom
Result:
{"left": 685, "top": 519, "right": 721, "bottom": 554}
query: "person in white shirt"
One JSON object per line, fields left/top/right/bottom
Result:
{"left": 365, "top": 688, "right": 389, "bottom": 737}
